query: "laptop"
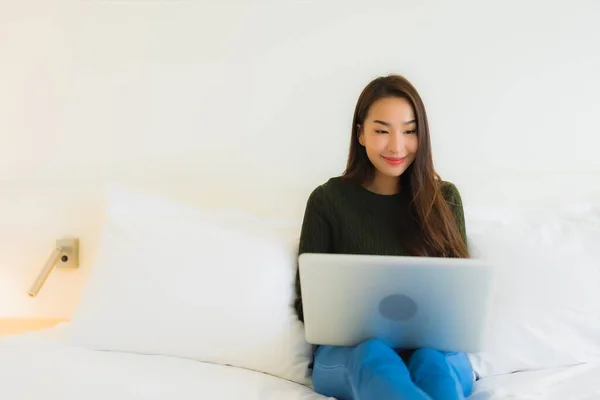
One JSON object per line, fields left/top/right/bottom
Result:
{"left": 298, "top": 253, "right": 494, "bottom": 353}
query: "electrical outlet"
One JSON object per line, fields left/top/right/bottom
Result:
{"left": 56, "top": 238, "right": 79, "bottom": 269}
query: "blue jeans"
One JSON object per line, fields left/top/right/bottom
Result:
{"left": 312, "top": 339, "right": 474, "bottom": 400}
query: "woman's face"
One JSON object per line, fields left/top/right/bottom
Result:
{"left": 358, "top": 96, "right": 419, "bottom": 180}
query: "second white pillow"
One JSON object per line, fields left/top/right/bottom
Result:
{"left": 66, "top": 186, "right": 313, "bottom": 385}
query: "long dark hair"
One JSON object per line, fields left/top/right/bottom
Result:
{"left": 343, "top": 74, "right": 469, "bottom": 258}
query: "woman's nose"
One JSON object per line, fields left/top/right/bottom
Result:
{"left": 387, "top": 132, "right": 406, "bottom": 154}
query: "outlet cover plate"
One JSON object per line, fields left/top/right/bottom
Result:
{"left": 56, "top": 238, "right": 79, "bottom": 268}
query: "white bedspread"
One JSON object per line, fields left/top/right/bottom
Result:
{"left": 471, "top": 363, "right": 600, "bottom": 399}
{"left": 1, "top": 329, "right": 599, "bottom": 400}
{"left": 0, "top": 332, "right": 330, "bottom": 400}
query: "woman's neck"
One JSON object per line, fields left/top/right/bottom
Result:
{"left": 364, "top": 173, "right": 401, "bottom": 195}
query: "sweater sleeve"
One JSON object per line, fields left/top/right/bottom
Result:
{"left": 441, "top": 181, "right": 467, "bottom": 246}
{"left": 294, "top": 185, "right": 333, "bottom": 322}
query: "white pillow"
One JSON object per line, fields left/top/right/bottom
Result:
{"left": 466, "top": 204, "right": 600, "bottom": 378}
{"left": 66, "top": 186, "right": 313, "bottom": 385}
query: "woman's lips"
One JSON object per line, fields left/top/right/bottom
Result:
{"left": 382, "top": 156, "right": 406, "bottom": 166}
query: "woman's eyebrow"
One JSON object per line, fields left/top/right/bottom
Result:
{"left": 373, "top": 119, "right": 416, "bottom": 126}
{"left": 373, "top": 120, "right": 392, "bottom": 127}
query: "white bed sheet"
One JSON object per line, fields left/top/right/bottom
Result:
{"left": 0, "top": 331, "right": 330, "bottom": 400}
{"left": 471, "top": 363, "right": 600, "bottom": 400}
{"left": 1, "top": 327, "right": 599, "bottom": 400}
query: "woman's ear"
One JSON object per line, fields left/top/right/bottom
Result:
{"left": 357, "top": 124, "right": 365, "bottom": 146}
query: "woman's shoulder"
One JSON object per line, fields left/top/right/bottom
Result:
{"left": 307, "top": 176, "right": 356, "bottom": 199}
{"left": 438, "top": 180, "right": 464, "bottom": 206}
{"left": 303, "top": 176, "right": 359, "bottom": 213}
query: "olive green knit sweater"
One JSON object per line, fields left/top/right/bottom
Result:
{"left": 294, "top": 176, "right": 467, "bottom": 321}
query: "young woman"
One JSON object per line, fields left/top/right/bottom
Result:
{"left": 295, "top": 74, "right": 475, "bottom": 400}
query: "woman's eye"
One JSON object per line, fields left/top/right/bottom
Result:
{"left": 405, "top": 130, "right": 417, "bottom": 134}
{"left": 375, "top": 130, "right": 389, "bottom": 134}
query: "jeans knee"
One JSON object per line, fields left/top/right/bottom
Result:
{"left": 409, "top": 348, "right": 474, "bottom": 395}
{"left": 411, "top": 347, "right": 441, "bottom": 360}
{"left": 355, "top": 338, "right": 390, "bottom": 357}
{"left": 408, "top": 348, "right": 445, "bottom": 372}
{"left": 410, "top": 348, "right": 466, "bottom": 366}
{"left": 352, "top": 338, "right": 403, "bottom": 374}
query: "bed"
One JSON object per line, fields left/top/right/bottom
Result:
{"left": 0, "top": 327, "right": 327, "bottom": 400}
{"left": 1, "top": 326, "right": 600, "bottom": 400}
{"left": 471, "top": 363, "right": 600, "bottom": 399}
{"left": 2, "top": 185, "right": 598, "bottom": 400}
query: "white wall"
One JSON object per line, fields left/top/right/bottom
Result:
{"left": 1, "top": 0, "right": 599, "bottom": 318}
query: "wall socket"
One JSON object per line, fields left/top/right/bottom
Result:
{"left": 57, "top": 238, "right": 79, "bottom": 268}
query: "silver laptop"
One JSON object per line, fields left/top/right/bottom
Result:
{"left": 298, "top": 253, "right": 494, "bottom": 353}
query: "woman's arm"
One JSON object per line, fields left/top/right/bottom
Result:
{"left": 295, "top": 185, "right": 333, "bottom": 322}
{"left": 441, "top": 181, "right": 467, "bottom": 246}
